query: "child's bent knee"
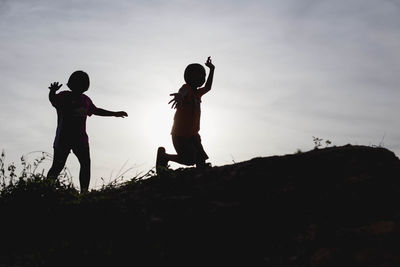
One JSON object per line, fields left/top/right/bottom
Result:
{"left": 179, "top": 155, "right": 196, "bottom": 166}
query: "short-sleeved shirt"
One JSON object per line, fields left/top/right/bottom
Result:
{"left": 50, "top": 91, "right": 97, "bottom": 148}
{"left": 171, "top": 84, "right": 208, "bottom": 137}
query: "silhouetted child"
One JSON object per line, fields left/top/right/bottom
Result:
{"left": 47, "top": 70, "right": 128, "bottom": 192}
{"left": 156, "top": 57, "right": 215, "bottom": 173}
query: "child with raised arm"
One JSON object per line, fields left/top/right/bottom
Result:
{"left": 156, "top": 57, "right": 215, "bottom": 173}
{"left": 47, "top": 70, "right": 128, "bottom": 192}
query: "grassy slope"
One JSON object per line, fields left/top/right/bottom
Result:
{"left": 1, "top": 145, "right": 400, "bottom": 266}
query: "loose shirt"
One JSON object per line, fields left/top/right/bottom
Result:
{"left": 171, "top": 84, "right": 208, "bottom": 137}
{"left": 50, "top": 91, "right": 96, "bottom": 148}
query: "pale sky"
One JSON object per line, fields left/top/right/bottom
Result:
{"left": 1, "top": 0, "right": 400, "bottom": 190}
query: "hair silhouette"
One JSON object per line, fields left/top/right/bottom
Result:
{"left": 67, "top": 70, "right": 90, "bottom": 93}
{"left": 184, "top": 64, "right": 206, "bottom": 88}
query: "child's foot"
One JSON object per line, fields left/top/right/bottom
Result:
{"left": 156, "top": 147, "right": 168, "bottom": 173}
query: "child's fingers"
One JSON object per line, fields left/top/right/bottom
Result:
{"left": 117, "top": 112, "right": 128, "bottom": 118}
{"left": 49, "top": 82, "right": 62, "bottom": 90}
{"left": 168, "top": 97, "right": 180, "bottom": 104}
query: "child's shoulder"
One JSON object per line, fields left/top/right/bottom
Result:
{"left": 81, "top": 93, "right": 92, "bottom": 100}
{"left": 54, "top": 90, "right": 70, "bottom": 100}
{"left": 179, "top": 84, "right": 192, "bottom": 93}
{"left": 58, "top": 90, "right": 71, "bottom": 96}
{"left": 180, "top": 84, "right": 190, "bottom": 90}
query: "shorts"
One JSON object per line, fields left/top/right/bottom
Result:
{"left": 53, "top": 143, "right": 91, "bottom": 167}
{"left": 172, "top": 134, "right": 208, "bottom": 165}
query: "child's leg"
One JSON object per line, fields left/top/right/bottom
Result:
{"left": 156, "top": 136, "right": 196, "bottom": 173}
{"left": 193, "top": 134, "right": 209, "bottom": 168}
{"left": 165, "top": 153, "right": 194, "bottom": 165}
{"left": 156, "top": 147, "right": 192, "bottom": 170}
{"left": 73, "top": 146, "right": 91, "bottom": 192}
{"left": 47, "top": 147, "right": 70, "bottom": 179}
{"left": 171, "top": 135, "right": 197, "bottom": 165}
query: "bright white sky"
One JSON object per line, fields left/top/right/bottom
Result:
{"left": 1, "top": 0, "right": 400, "bottom": 190}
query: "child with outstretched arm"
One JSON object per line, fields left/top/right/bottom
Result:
{"left": 156, "top": 57, "right": 215, "bottom": 173}
{"left": 47, "top": 70, "right": 128, "bottom": 192}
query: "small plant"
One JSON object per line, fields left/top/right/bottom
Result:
{"left": 95, "top": 159, "right": 154, "bottom": 190}
{"left": 312, "top": 136, "right": 332, "bottom": 149}
{"left": 371, "top": 133, "right": 386, "bottom": 148}
{"left": 0, "top": 150, "right": 73, "bottom": 191}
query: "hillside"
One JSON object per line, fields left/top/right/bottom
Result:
{"left": 1, "top": 145, "right": 400, "bottom": 266}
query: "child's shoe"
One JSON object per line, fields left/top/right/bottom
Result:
{"left": 156, "top": 147, "right": 168, "bottom": 174}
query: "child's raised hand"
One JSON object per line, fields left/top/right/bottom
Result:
{"left": 168, "top": 93, "right": 183, "bottom": 109}
{"left": 48, "top": 82, "right": 62, "bottom": 91}
{"left": 115, "top": 111, "right": 128, "bottom": 118}
{"left": 205, "top": 56, "right": 215, "bottom": 70}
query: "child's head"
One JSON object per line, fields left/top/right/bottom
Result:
{"left": 184, "top": 63, "right": 206, "bottom": 88}
{"left": 67, "top": 70, "right": 90, "bottom": 93}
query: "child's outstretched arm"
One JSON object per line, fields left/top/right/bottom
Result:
{"left": 93, "top": 108, "right": 128, "bottom": 118}
{"left": 48, "top": 82, "right": 62, "bottom": 103}
{"left": 199, "top": 56, "right": 215, "bottom": 95}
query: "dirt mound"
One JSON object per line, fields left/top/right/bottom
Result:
{"left": 1, "top": 145, "right": 400, "bottom": 266}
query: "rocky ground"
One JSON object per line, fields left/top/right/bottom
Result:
{"left": 1, "top": 145, "right": 400, "bottom": 266}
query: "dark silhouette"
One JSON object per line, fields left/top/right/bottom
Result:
{"left": 47, "top": 70, "right": 128, "bottom": 192}
{"left": 2, "top": 145, "right": 400, "bottom": 266}
{"left": 156, "top": 57, "right": 215, "bottom": 173}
